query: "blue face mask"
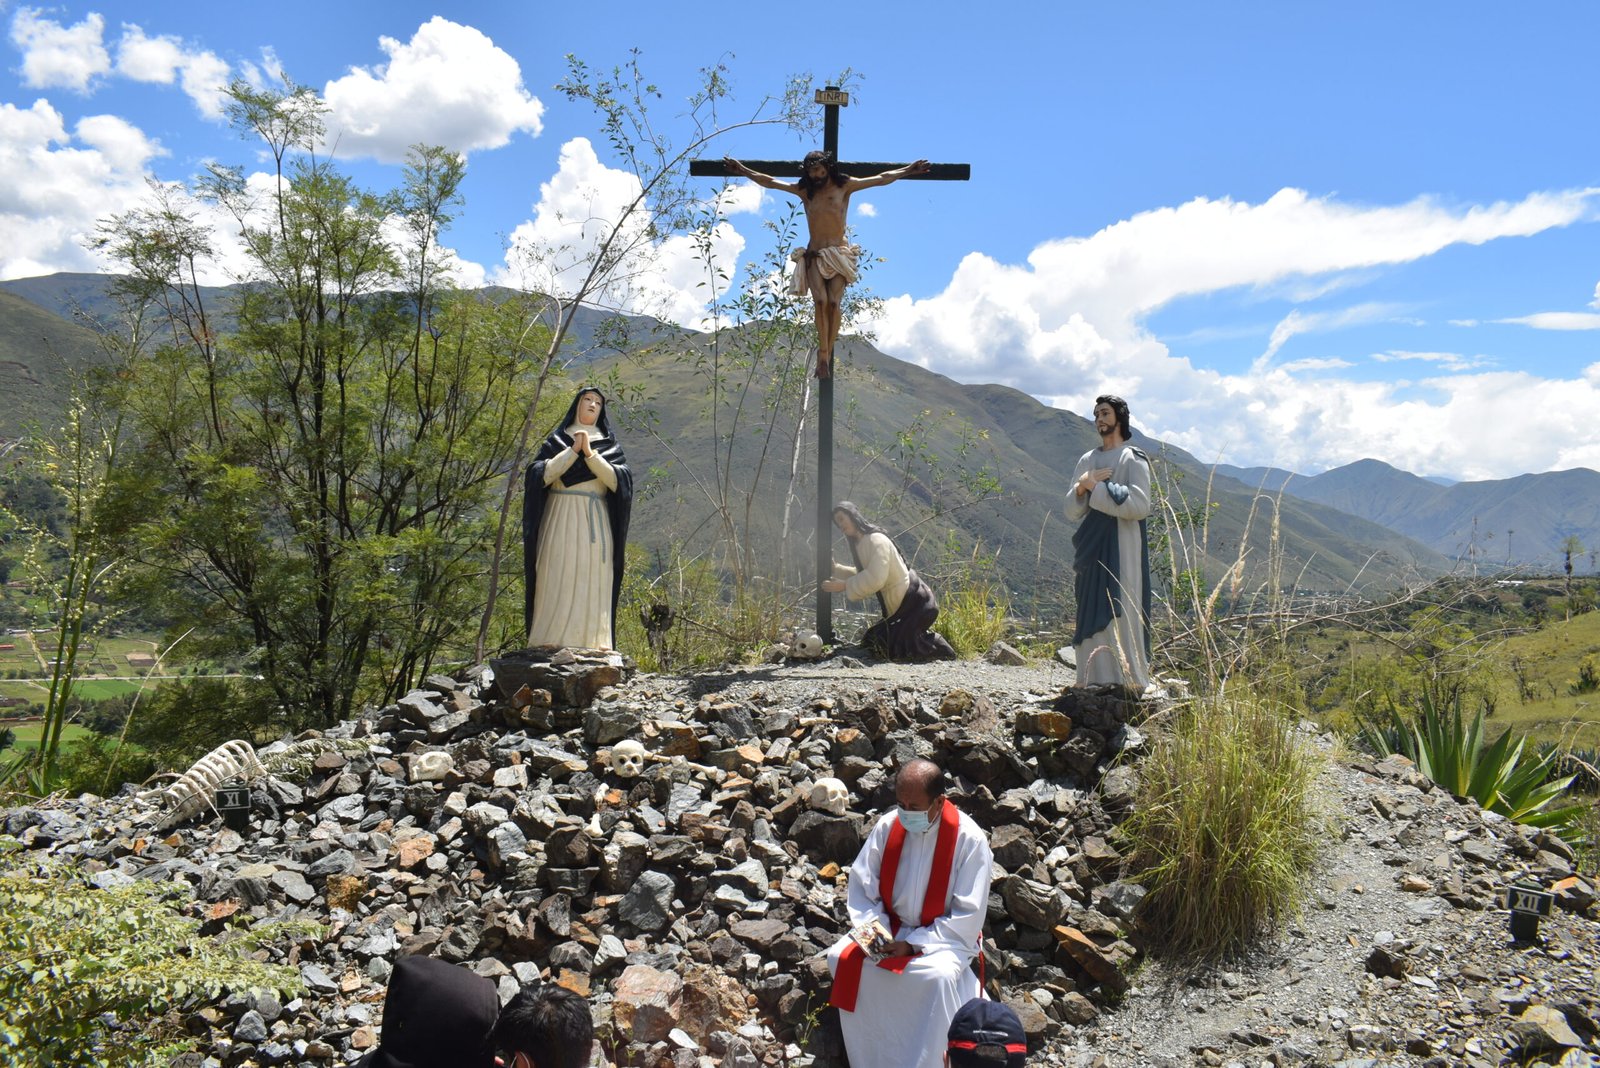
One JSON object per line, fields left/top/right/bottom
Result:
{"left": 897, "top": 806, "right": 933, "bottom": 834}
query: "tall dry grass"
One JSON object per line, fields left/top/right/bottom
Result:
{"left": 1122, "top": 462, "right": 1328, "bottom": 958}
{"left": 1121, "top": 688, "right": 1326, "bottom": 958}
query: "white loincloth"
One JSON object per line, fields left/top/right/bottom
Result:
{"left": 788, "top": 243, "right": 862, "bottom": 298}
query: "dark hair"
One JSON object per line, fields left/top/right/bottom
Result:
{"left": 494, "top": 985, "right": 593, "bottom": 1068}
{"left": 831, "top": 500, "right": 885, "bottom": 542}
{"left": 1094, "top": 394, "right": 1132, "bottom": 441}
{"left": 897, "top": 758, "right": 947, "bottom": 800}
{"left": 797, "top": 149, "right": 847, "bottom": 197}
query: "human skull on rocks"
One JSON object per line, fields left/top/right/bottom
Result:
{"left": 791, "top": 632, "right": 824, "bottom": 659}
{"left": 610, "top": 739, "right": 648, "bottom": 778}
{"left": 809, "top": 776, "right": 849, "bottom": 815}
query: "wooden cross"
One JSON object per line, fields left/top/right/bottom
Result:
{"left": 690, "top": 87, "right": 971, "bottom": 643}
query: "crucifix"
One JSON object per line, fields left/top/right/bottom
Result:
{"left": 690, "top": 87, "right": 970, "bottom": 643}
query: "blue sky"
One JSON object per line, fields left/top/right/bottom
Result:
{"left": 3, "top": 2, "right": 1597, "bottom": 481}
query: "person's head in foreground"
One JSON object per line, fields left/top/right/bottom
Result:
{"left": 946, "top": 997, "right": 1027, "bottom": 1068}
{"left": 361, "top": 955, "right": 498, "bottom": 1068}
{"left": 493, "top": 982, "right": 595, "bottom": 1068}
{"left": 895, "top": 757, "right": 948, "bottom": 834}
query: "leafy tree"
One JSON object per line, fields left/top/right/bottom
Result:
{"left": 94, "top": 79, "right": 541, "bottom": 729}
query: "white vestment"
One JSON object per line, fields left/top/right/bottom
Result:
{"left": 527, "top": 437, "right": 619, "bottom": 649}
{"left": 831, "top": 532, "right": 910, "bottom": 616}
{"left": 1065, "top": 442, "right": 1153, "bottom": 688}
{"left": 826, "top": 808, "right": 993, "bottom": 1068}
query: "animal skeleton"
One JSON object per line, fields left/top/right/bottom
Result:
{"left": 147, "top": 740, "right": 266, "bottom": 831}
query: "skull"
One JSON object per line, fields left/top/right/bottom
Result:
{"left": 611, "top": 739, "right": 647, "bottom": 778}
{"left": 809, "top": 776, "right": 849, "bottom": 816}
{"left": 791, "top": 632, "right": 824, "bottom": 659}
{"left": 408, "top": 750, "right": 455, "bottom": 784}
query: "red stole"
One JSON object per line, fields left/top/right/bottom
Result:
{"left": 829, "top": 801, "right": 962, "bottom": 1012}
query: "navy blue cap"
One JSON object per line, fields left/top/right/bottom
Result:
{"left": 946, "top": 998, "right": 1027, "bottom": 1067}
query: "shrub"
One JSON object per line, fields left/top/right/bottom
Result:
{"left": 934, "top": 574, "right": 1009, "bottom": 659}
{"left": 1358, "top": 694, "right": 1587, "bottom": 835}
{"left": 0, "top": 839, "right": 310, "bottom": 1065}
{"left": 1122, "top": 689, "right": 1325, "bottom": 959}
{"left": 1571, "top": 654, "right": 1600, "bottom": 696}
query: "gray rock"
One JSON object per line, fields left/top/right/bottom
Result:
{"left": 986, "top": 641, "right": 1028, "bottom": 666}
{"left": 317, "top": 795, "right": 367, "bottom": 823}
{"left": 300, "top": 963, "right": 338, "bottom": 995}
{"left": 1001, "top": 876, "right": 1069, "bottom": 930}
{"left": 487, "top": 821, "right": 528, "bottom": 865}
{"left": 465, "top": 802, "right": 511, "bottom": 836}
{"left": 307, "top": 849, "right": 357, "bottom": 878}
{"left": 619, "top": 870, "right": 677, "bottom": 931}
{"left": 233, "top": 1009, "right": 269, "bottom": 1043}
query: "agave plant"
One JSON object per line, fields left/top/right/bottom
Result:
{"left": 1359, "top": 694, "right": 1587, "bottom": 833}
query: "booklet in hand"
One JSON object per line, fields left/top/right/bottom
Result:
{"left": 848, "top": 918, "right": 895, "bottom": 961}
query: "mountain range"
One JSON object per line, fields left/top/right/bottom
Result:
{"left": 1, "top": 272, "right": 1592, "bottom": 607}
{"left": 1216, "top": 459, "right": 1599, "bottom": 571}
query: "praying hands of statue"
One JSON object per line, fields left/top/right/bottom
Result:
{"left": 1076, "top": 466, "right": 1113, "bottom": 497}
{"left": 572, "top": 430, "right": 591, "bottom": 457}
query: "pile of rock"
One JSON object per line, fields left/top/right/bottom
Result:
{"left": 6, "top": 649, "right": 1598, "bottom": 1068}
{"left": 3, "top": 655, "right": 1162, "bottom": 1067}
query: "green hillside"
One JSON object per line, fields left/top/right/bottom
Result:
{"left": 2, "top": 272, "right": 1452, "bottom": 618}
{"left": 597, "top": 325, "right": 1448, "bottom": 617}
{"left": 1490, "top": 607, "right": 1600, "bottom": 746}
{"left": 0, "top": 291, "right": 112, "bottom": 439}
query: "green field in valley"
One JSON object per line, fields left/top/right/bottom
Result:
{"left": 1488, "top": 609, "right": 1600, "bottom": 749}
{"left": 3, "top": 721, "right": 91, "bottom": 754}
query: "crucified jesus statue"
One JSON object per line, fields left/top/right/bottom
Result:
{"left": 724, "top": 149, "right": 929, "bottom": 378}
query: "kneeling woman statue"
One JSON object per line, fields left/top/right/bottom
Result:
{"left": 523, "top": 387, "right": 633, "bottom": 650}
{"left": 821, "top": 501, "right": 956, "bottom": 662}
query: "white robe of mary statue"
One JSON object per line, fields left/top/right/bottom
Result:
{"left": 826, "top": 806, "right": 993, "bottom": 1068}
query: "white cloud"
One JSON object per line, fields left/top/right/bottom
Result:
{"left": 1371, "top": 350, "right": 1492, "bottom": 372}
{"left": 237, "top": 47, "right": 285, "bottom": 93}
{"left": 115, "top": 24, "right": 231, "bottom": 118}
{"left": 0, "top": 99, "right": 168, "bottom": 279}
{"left": 857, "top": 202, "right": 878, "bottom": 218}
{"left": 1258, "top": 302, "right": 1409, "bottom": 368}
{"left": 869, "top": 185, "right": 1600, "bottom": 480}
{"left": 716, "top": 182, "right": 765, "bottom": 216}
{"left": 1278, "top": 356, "right": 1354, "bottom": 373}
{"left": 10, "top": 8, "right": 110, "bottom": 91}
{"left": 495, "top": 137, "right": 746, "bottom": 329}
{"left": 1497, "top": 311, "right": 1600, "bottom": 331}
{"left": 321, "top": 17, "right": 543, "bottom": 163}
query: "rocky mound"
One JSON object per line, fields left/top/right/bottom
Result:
{"left": 4, "top": 652, "right": 1597, "bottom": 1068}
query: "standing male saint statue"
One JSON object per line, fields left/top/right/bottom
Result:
{"left": 826, "top": 759, "right": 993, "bottom": 1068}
{"left": 723, "top": 150, "right": 928, "bottom": 378}
{"left": 1066, "top": 394, "right": 1154, "bottom": 690}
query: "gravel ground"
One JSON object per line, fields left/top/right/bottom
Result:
{"left": 667, "top": 652, "right": 1600, "bottom": 1068}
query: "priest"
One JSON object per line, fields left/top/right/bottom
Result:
{"left": 827, "top": 759, "right": 994, "bottom": 1068}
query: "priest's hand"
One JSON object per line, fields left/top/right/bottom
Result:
{"left": 883, "top": 940, "right": 920, "bottom": 959}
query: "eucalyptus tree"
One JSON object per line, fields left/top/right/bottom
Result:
{"left": 96, "top": 80, "right": 541, "bottom": 729}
